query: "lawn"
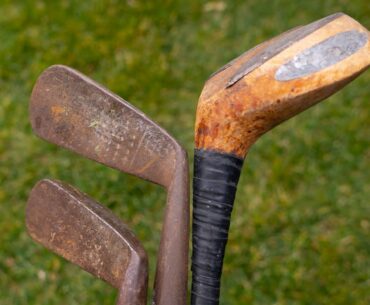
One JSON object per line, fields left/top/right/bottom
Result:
{"left": 0, "top": 1, "right": 369, "bottom": 304}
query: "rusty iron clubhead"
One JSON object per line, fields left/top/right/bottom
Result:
{"left": 26, "top": 179, "right": 148, "bottom": 305}
{"left": 29, "top": 65, "right": 189, "bottom": 305}
{"left": 191, "top": 13, "right": 370, "bottom": 305}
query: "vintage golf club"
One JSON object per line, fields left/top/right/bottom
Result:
{"left": 29, "top": 65, "right": 189, "bottom": 305}
{"left": 26, "top": 179, "right": 148, "bottom": 305}
{"left": 191, "top": 13, "right": 370, "bottom": 305}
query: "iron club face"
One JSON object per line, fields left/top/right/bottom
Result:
{"left": 191, "top": 13, "right": 370, "bottom": 305}
{"left": 26, "top": 179, "right": 148, "bottom": 305}
{"left": 29, "top": 65, "right": 189, "bottom": 305}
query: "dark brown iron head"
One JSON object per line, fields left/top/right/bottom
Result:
{"left": 30, "top": 65, "right": 179, "bottom": 188}
{"left": 29, "top": 65, "right": 189, "bottom": 305}
{"left": 195, "top": 13, "right": 370, "bottom": 158}
{"left": 26, "top": 179, "right": 148, "bottom": 305}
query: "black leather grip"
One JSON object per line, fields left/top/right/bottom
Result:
{"left": 191, "top": 149, "right": 243, "bottom": 305}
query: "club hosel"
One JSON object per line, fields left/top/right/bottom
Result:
{"left": 154, "top": 145, "right": 189, "bottom": 305}
{"left": 191, "top": 149, "right": 243, "bottom": 305}
{"left": 117, "top": 249, "right": 148, "bottom": 305}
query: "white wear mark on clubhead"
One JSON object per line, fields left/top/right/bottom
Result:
{"left": 226, "top": 13, "right": 343, "bottom": 87}
{"left": 275, "top": 30, "right": 368, "bottom": 81}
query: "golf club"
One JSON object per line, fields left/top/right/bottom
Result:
{"left": 191, "top": 13, "right": 370, "bottom": 305}
{"left": 26, "top": 179, "right": 148, "bottom": 305}
{"left": 29, "top": 65, "right": 189, "bottom": 305}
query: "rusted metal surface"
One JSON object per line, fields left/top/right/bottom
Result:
{"left": 29, "top": 65, "right": 189, "bottom": 305}
{"left": 195, "top": 13, "right": 370, "bottom": 158}
{"left": 26, "top": 179, "right": 148, "bottom": 305}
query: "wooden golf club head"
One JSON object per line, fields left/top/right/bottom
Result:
{"left": 29, "top": 65, "right": 189, "bottom": 305}
{"left": 26, "top": 179, "right": 148, "bottom": 305}
{"left": 191, "top": 13, "right": 370, "bottom": 305}
{"left": 196, "top": 12, "right": 370, "bottom": 158}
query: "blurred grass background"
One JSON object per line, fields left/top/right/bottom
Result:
{"left": 0, "top": 1, "right": 369, "bottom": 304}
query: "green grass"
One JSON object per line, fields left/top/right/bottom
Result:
{"left": 0, "top": 1, "right": 369, "bottom": 304}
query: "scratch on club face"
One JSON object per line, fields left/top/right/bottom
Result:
{"left": 49, "top": 232, "right": 56, "bottom": 243}
{"left": 128, "top": 126, "right": 148, "bottom": 170}
{"left": 136, "top": 155, "right": 161, "bottom": 174}
{"left": 88, "top": 120, "right": 100, "bottom": 128}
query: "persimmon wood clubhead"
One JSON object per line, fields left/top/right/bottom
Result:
{"left": 29, "top": 65, "right": 189, "bottom": 305}
{"left": 192, "top": 13, "right": 370, "bottom": 305}
{"left": 26, "top": 179, "right": 148, "bottom": 305}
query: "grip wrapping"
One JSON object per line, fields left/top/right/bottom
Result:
{"left": 191, "top": 149, "right": 243, "bottom": 305}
